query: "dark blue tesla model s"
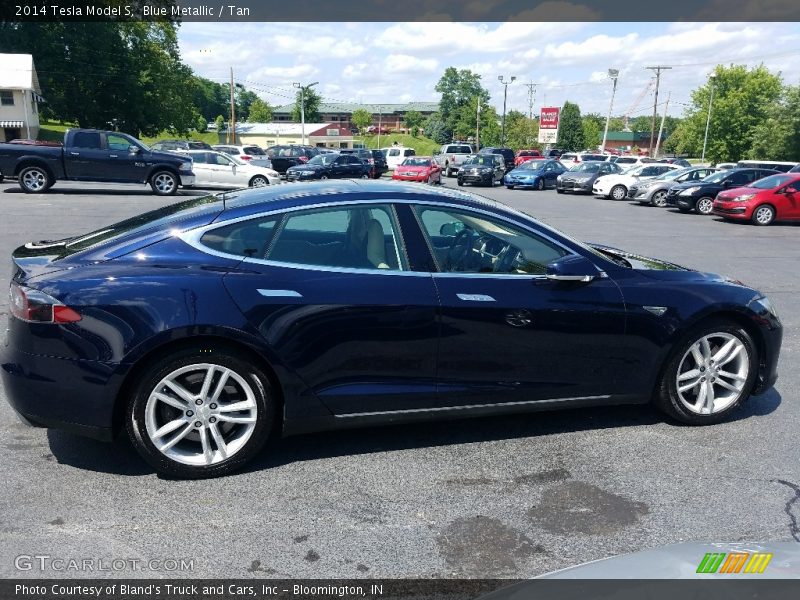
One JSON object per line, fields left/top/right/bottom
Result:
{"left": 2, "top": 180, "right": 782, "bottom": 478}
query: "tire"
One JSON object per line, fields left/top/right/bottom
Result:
{"left": 610, "top": 184, "right": 627, "bottom": 200}
{"left": 249, "top": 175, "right": 268, "bottom": 187}
{"left": 150, "top": 170, "right": 178, "bottom": 196}
{"left": 18, "top": 165, "right": 53, "bottom": 194}
{"left": 360, "top": 173, "right": 369, "bottom": 179}
{"left": 444, "top": 163, "right": 451, "bottom": 177}
{"left": 457, "top": 179, "right": 464, "bottom": 187}
{"left": 127, "top": 347, "right": 275, "bottom": 479}
{"left": 556, "top": 188, "right": 564, "bottom": 194}
{"left": 536, "top": 178, "right": 545, "bottom": 191}
{"left": 752, "top": 204, "right": 775, "bottom": 226}
{"left": 696, "top": 196, "right": 714, "bottom": 215}
{"left": 506, "top": 185, "right": 515, "bottom": 190}
{"left": 488, "top": 175, "right": 496, "bottom": 187}
{"left": 320, "top": 175, "right": 329, "bottom": 180}
{"left": 654, "top": 319, "right": 758, "bottom": 425}
{"left": 651, "top": 190, "right": 668, "bottom": 207}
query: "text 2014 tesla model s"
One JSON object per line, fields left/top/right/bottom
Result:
{"left": 2, "top": 181, "right": 782, "bottom": 478}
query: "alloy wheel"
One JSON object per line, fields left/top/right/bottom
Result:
{"left": 153, "top": 173, "right": 176, "bottom": 194}
{"left": 652, "top": 191, "right": 667, "bottom": 207}
{"left": 696, "top": 197, "right": 714, "bottom": 214}
{"left": 675, "top": 333, "right": 749, "bottom": 415}
{"left": 145, "top": 363, "right": 258, "bottom": 466}
{"left": 754, "top": 205, "right": 775, "bottom": 225}
{"left": 22, "top": 169, "right": 47, "bottom": 192}
{"left": 611, "top": 185, "right": 626, "bottom": 200}
{"left": 251, "top": 176, "right": 268, "bottom": 187}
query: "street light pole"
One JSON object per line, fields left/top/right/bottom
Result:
{"left": 293, "top": 81, "right": 318, "bottom": 146}
{"left": 601, "top": 69, "right": 619, "bottom": 153}
{"left": 498, "top": 75, "right": 516, "bottom": 146}
{"left": 701, "top": 74, "right": 716, "bottom": 163}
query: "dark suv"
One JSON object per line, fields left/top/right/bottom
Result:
{"left": 479, "top": 147, "right": 516, "bottom": 170}
{"left": 150, "top": 139, "right": 212, "bottom": 152}
{"left": 665, "top": 168, "right": 779, "bottom": 214}
{"left": 265, "top": 145, "right": 320, "bottom": 174}
{"left": 340, "top": 148, "right": 387, "bottom": 178}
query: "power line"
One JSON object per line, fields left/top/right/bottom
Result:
{"left": 646, "top": 66, "right": 671, "bottom": 155}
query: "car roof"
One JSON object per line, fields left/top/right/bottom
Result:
{"left": 216, "top": 179, "right": 515, "bottom": 223}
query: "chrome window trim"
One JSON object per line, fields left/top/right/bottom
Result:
{"left": 178, "top": 197, "right": 587, "bottom": 277}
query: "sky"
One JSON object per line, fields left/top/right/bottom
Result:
{"left": 178, "top": 22, "right": 800, "bottom": 119}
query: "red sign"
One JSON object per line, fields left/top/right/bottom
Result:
{"left": 540, "top": 107, "right": 560, "bottom": 129}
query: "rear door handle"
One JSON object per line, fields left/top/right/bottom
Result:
{"left": 456, "top": 293, "right": 496, "bottom": 302}
{"left": 109, "top": 154, "right": 118, "bottom": 158}
{"left": 69, "top": 152, "right": 80, "bottom": 156}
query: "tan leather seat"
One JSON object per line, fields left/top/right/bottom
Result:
{"left": 366, "top": 219, "right": 390, "bottom": 269}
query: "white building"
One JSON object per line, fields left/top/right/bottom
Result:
{"left": 221, "top": 122, "right": 355, "bottom": 149}
{"left": 0, "top": 54, "right": 44, "bottom": 142}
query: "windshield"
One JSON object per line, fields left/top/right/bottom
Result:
{"left": 657, "top": 168, "right": 691, "bottom": 181}
{"left": 519, "top": 160, "right": 546, "bottom": 170}
{"left": 402, "top": 158, "right": 432, "bottom": 166}
{"left": 464, "top": 156, "right": 496, "bottom": 166}
{"left": 703, "top": 171, "right": 730, "bottom": 183}
{"left": 307, "top": 155, "right": 336, "bottom": 166}
{"left": 569, "top": 163, "right": 601, "bottom": 173}
{"left": 751, "top": 174, "right": 793, "bottom": 189}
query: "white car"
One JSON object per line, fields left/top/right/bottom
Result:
{"left": 185, "top": 150, "right": 281, "bottom": 189}
{"left": 559, "top": 152, "right": 609, "bottom": 169}
{"left": 610, "top": 155, "right": 658, "bottom": 168}
{"left": 386, "top": 146, "right": 416, "bottom": 170}
{"left": 592, "top": 163, "right": 680, "bottom": 200}
{"left": 211, "top": 144, "right": 273, "bottom": 169}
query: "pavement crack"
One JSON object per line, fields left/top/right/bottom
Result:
{"left": 774, "top": 479, "right": 800, "bottom": 542}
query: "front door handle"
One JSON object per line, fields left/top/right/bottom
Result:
{"left": 69, "top": 152, "right": 80, "bottom": 156}
{"left": 456, "top": 293, "right": 496, "bottom": 302}
{"left": 109, "top": 154, "right": 118, "bottom": 158}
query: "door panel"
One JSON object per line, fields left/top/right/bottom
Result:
{"left": 105, "top": 133, "right": 144, "bottom": 181}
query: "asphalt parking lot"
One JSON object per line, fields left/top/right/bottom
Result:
{"left": 0, "top": 177, "right": 798, "bottom": 579}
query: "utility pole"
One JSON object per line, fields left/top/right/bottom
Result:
{"left": 645, "top": 66, "right": 671, "bottom": 156}
{"left": 498, "top": 75, "right": 516, "bottom": 146}
{"left": 476, "top": 101, "right": 481, "bottom": 151}
{"left": 601, "top": 69, "right": 619, "bottom": 154}
{"left": 229, "top": 67, "right": 236, "bottom": 144}
{"left": 293, "top": 81, "right": 319, "bottom": 145}
{"left": 523, "top": 82, "right": 537, "bottom": 120}
{"left": 701, "top": 74, "right": 716, "bottom": 163}
{"left": 654, "top": 91, "right": 670, "bottom": 158}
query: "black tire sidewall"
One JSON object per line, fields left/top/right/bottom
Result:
{"left": 150, "top": 170, "right": 178, "bottom": 196}
{"left": 656, "top": 320, "right": 758, "bottom": 425}
{"left": 611, "top": 185, "right": 626, "bottom": 200}
{"left": 126, "top": 348, "right": 274, "bottom": 478}
{"left": 250, "top": 176, "right": 268, "bottom": 187}
{"left": 19, "top": 166, "right": 51, "bottom": 193}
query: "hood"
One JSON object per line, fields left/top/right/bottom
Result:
{"left": 288, "top": 162, "right": 324, "bottom": 171}
{"left": 561, "top": 172, "right": 594, "bottom": 180}
{"left": 717, "top": 186, "right": 760, "bottom": 199}
{"left": 510, "top": 166, "right": 544, "bottom": 175}
{"left": 397, "top": 165, "right": 431, "bottom": 172}
{"left": 670, "top": 179, "right": 719, "bottom": 190}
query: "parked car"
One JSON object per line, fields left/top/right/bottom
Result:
{"left": 2, "top": 180, "right": 782, "bottom": 478}
{"left": 665, "top": 168, "right": 780, "bottom": 215}
{"left": 479, "top": 147, "right": 515, "bottom": 170}
{"left": 285, "top": 153, "right": 370, "bottom": 181}
{"left": 556, "top": 161, "right": 623, "bottom": 194}
{"left": 713, "top": 173, "right": 800, "bottom": 226}
{"left": 545, "top": 148, "right": 564, "bottom": 159}
{"left": 211, "top": 144, "right": 272, "bottom": 169}
{"left": 151, "top": 139, "right": 212, "bottom": 152}
{"left": 736, "top": 160, "right": 799, "bottom": 173}
{"left": 391, "top": 156, "right": 442, "bottom": 184}
{"left": 715, "top": 162, "right": 737, "bottom": 170}
{"left": 265, "top": 145, "right": 320, "bottom": 174}
{"left": 629, "top": 167, "right": 720, "bottom": 207}
{"left": 185, "top": 151, "right": 280, "bottom": 189}
{"left": 791, "top": 164, "right": 800, "bottom": 173}
{"left": 611, "top": 155, "right": 657, "bottom": 168}
{"left": 559, "top": 152, "right": 609, "bottom": 169}
{"left": 504, "top": 159, "right": 566, "bottom": 190}
{"left": 0, "top": 128, "right": 194, "bottom": 195}
{"left": 457, "top": 153, "right": 506, "bottom": 187}
{"left": 514, "top": 149, "right": 543, "bottom": 166}
{"left": 434, "top": 143, "right": 474, "bottom": 177}
{"left": 593, "top": 164, "right": 680, "bottom": 200}
{"left": 657, "top": 157, "right": 692, "bottom": 168}
{"left": 385, "top": 147, "right": 416, "bottom": 170}
{"left": 365, "top": 125, "right": 391, "bottom": 134}
{"left": 339, "top": 148, "right": 387, "bottom": 178}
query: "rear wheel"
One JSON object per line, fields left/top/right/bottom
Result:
{"left": 360, "top": 173, "right": 369, "bottom": 179}
{"left": 150, "top": 170, "right": 178, "bottom": 196}
{"left": 651, "top": 190, "right": 668, "bottom": 207}
{"left": 19, "top": 165, "right": 53, "bottom": 193}
{"left": 506, "top": 185, "right": 514, "bottom": 190}
{"left": 655, "top": 320, "right": 757, "bottom": 425}
{"left": 127, "top": 348, "right": 275, "bottom": 479}
{"left": 752, "top": 204, "right": 775, "bottom": 226}
{"left": 610, "top": 184, "right": 627, "bottom": 200}
{"left": 696, "top": 196, "right": 714, "bottom": 215}
{"left": 457, "top": 179, "right": 464, "bottom": 186}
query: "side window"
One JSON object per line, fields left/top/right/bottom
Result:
{"left": 413, "top": 206, "right": 569, "bottom": 275}
{"left": 191, "top": 153, "right": 207, "bottom": 164}
{"left": 107, "top": 134, "right": 131, "bottom": 151}
{"left": 71, "top": 132, "right": 102, "bottom": 149}
{"left": 212, "top": 154, "right": 233, "bottom": 166}
{"left": 199, "top": 216, "right": 280, "bottom": 258}
{"left": 267, "top": 205, "right": 405, "bottom": 271}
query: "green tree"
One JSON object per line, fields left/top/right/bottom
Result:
{"left": 749, "top": 84, "right": 800, "bottom": 161}
{"left": 404, "top": 110, "right": 424, "bottom": 137}
{"left": 247, "top": 98, "right": 273, "bottom": 123}
{"left": 557, "top": 101, "right": 585, "bottom": 151}
{"left": 195, "top": 115, "right": 208, "bottom": 133}
{"left": 191, "top": 77, "right": 229, "bottom": 122}
{"left": 215, "top": 115, "right": 225, "bottom": 133}
{"left": 582, "top": 115, "right": 602, "bottom": 150}
{"left": 435, "top": 67, "right": 491, "bottom": 140}
{"left": 423, "top": 114, "right": 450, "bottom": 144}
{"left": 670, "top": 64, "right": 783, "bottom": 162}
{"left": 504, "top": 110, "right": 539, "bottom": 150}
{"left": 351, "top": 108, "right": 373, "bottom": 134}
{"left": 292, "top": 86, "right": 322, "bottom": 122}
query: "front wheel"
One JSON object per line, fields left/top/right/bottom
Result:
{"left": 249, "top": 175, "right": 268, "bottom": 187}
{"left": 610, "top": 184, "right": 627, "bottom": 200}
{"left": 19, "top": 165, "right": 53, "bottom": 193}
{"left": 752, "top": 204, "right": 775, "bottom": 226}
{"left": 696, "top": 196, "right": 714, "bottom": 215}
{"left": 457, "top": 179, "right": 464, "bottom": 187}
{"left": 536, "top": 178, "right": 545, "bottom": 191}
{"left": 651, "top": 190, "right": 668, "bottom": 207}
{"left": 556, "top": 188, "right": 564, "bottom": 194}
{"left": 655, "top": 320, "right": 757, "bottom": 425}
{"left": 150, "top": 170, "right": 178, "bottom": 196}
{"left": 360, "top": 173, "right": 369, "bottom": 179}
{"left": 127, "top": 348, "right": 275, "bottom": 479}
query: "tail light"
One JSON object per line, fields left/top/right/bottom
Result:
{"left": 450, "top": 154, "right": 456, "bottom": 161}
{"left": 9, "top": 283, "right": 81, "bottom": 323}
{"left": 240, "top": 155, "right": 253, "bottom": 161}
{"left": 298, "top": 156, "right": 309, "bottom": 163}
{"left": 368, "top": 158, "right": 375, "bottom": 164}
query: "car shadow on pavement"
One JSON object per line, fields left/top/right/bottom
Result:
{"left": 2, "top": 187, "right": 207, "bottom": 196}
{"left": 43, "top": 389, "right": 782, "bottom": 477}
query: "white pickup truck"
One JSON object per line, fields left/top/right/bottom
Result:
{"left": 434, "top": 143, "right": 475, "bottom": 177}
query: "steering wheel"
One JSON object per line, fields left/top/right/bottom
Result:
{"left": 494, "top": 243, "right": 521, "bottom": 273}
{"left": 447, "top": 228, "right": 480, "bottom": 271}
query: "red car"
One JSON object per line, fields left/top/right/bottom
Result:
{"left": 391, "top": 156, "right": 442, "bottom": 184}
{"left": 514, "top": 149, "right": 542, "bottom": 166}
{"left": 713, "top": 173, "right": 800, "bottom": 226}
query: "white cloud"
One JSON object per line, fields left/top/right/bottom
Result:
{"left": 272, "top": 35, "right": 365, "bottom": 58}
{"left": 247, "top": 64, "right": 319, "bottom": 83}
{"left": 384, "top": 54, "right": 438, "bottom": 74}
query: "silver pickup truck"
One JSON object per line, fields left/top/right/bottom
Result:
{"left": 434, "top": 143, "right": 475, "bottom": 177}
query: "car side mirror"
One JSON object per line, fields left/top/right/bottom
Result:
{"left": 129, "top": 145, "right": 140, "bottom": 154}
{"left": 545, "top": 255, "right": 601, "bottom": 283}
{"left": 440, "top": 222, "right": 465, "bottom": 236}
{"left": 434, "top": 150, "right": 441, "bottom": 155}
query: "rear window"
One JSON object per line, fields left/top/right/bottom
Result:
{"left": 243, "top": 146, "right": 265, "bottom": 155}
{"left": 580, "top": 154, "right": 607, "bottom": 161}
{"left": 445, "top": 145, "right": 472, "bottom": 154}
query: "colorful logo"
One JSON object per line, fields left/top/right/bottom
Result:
{"left": 696, "top": 552, "right": 772, "bottom": 574}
